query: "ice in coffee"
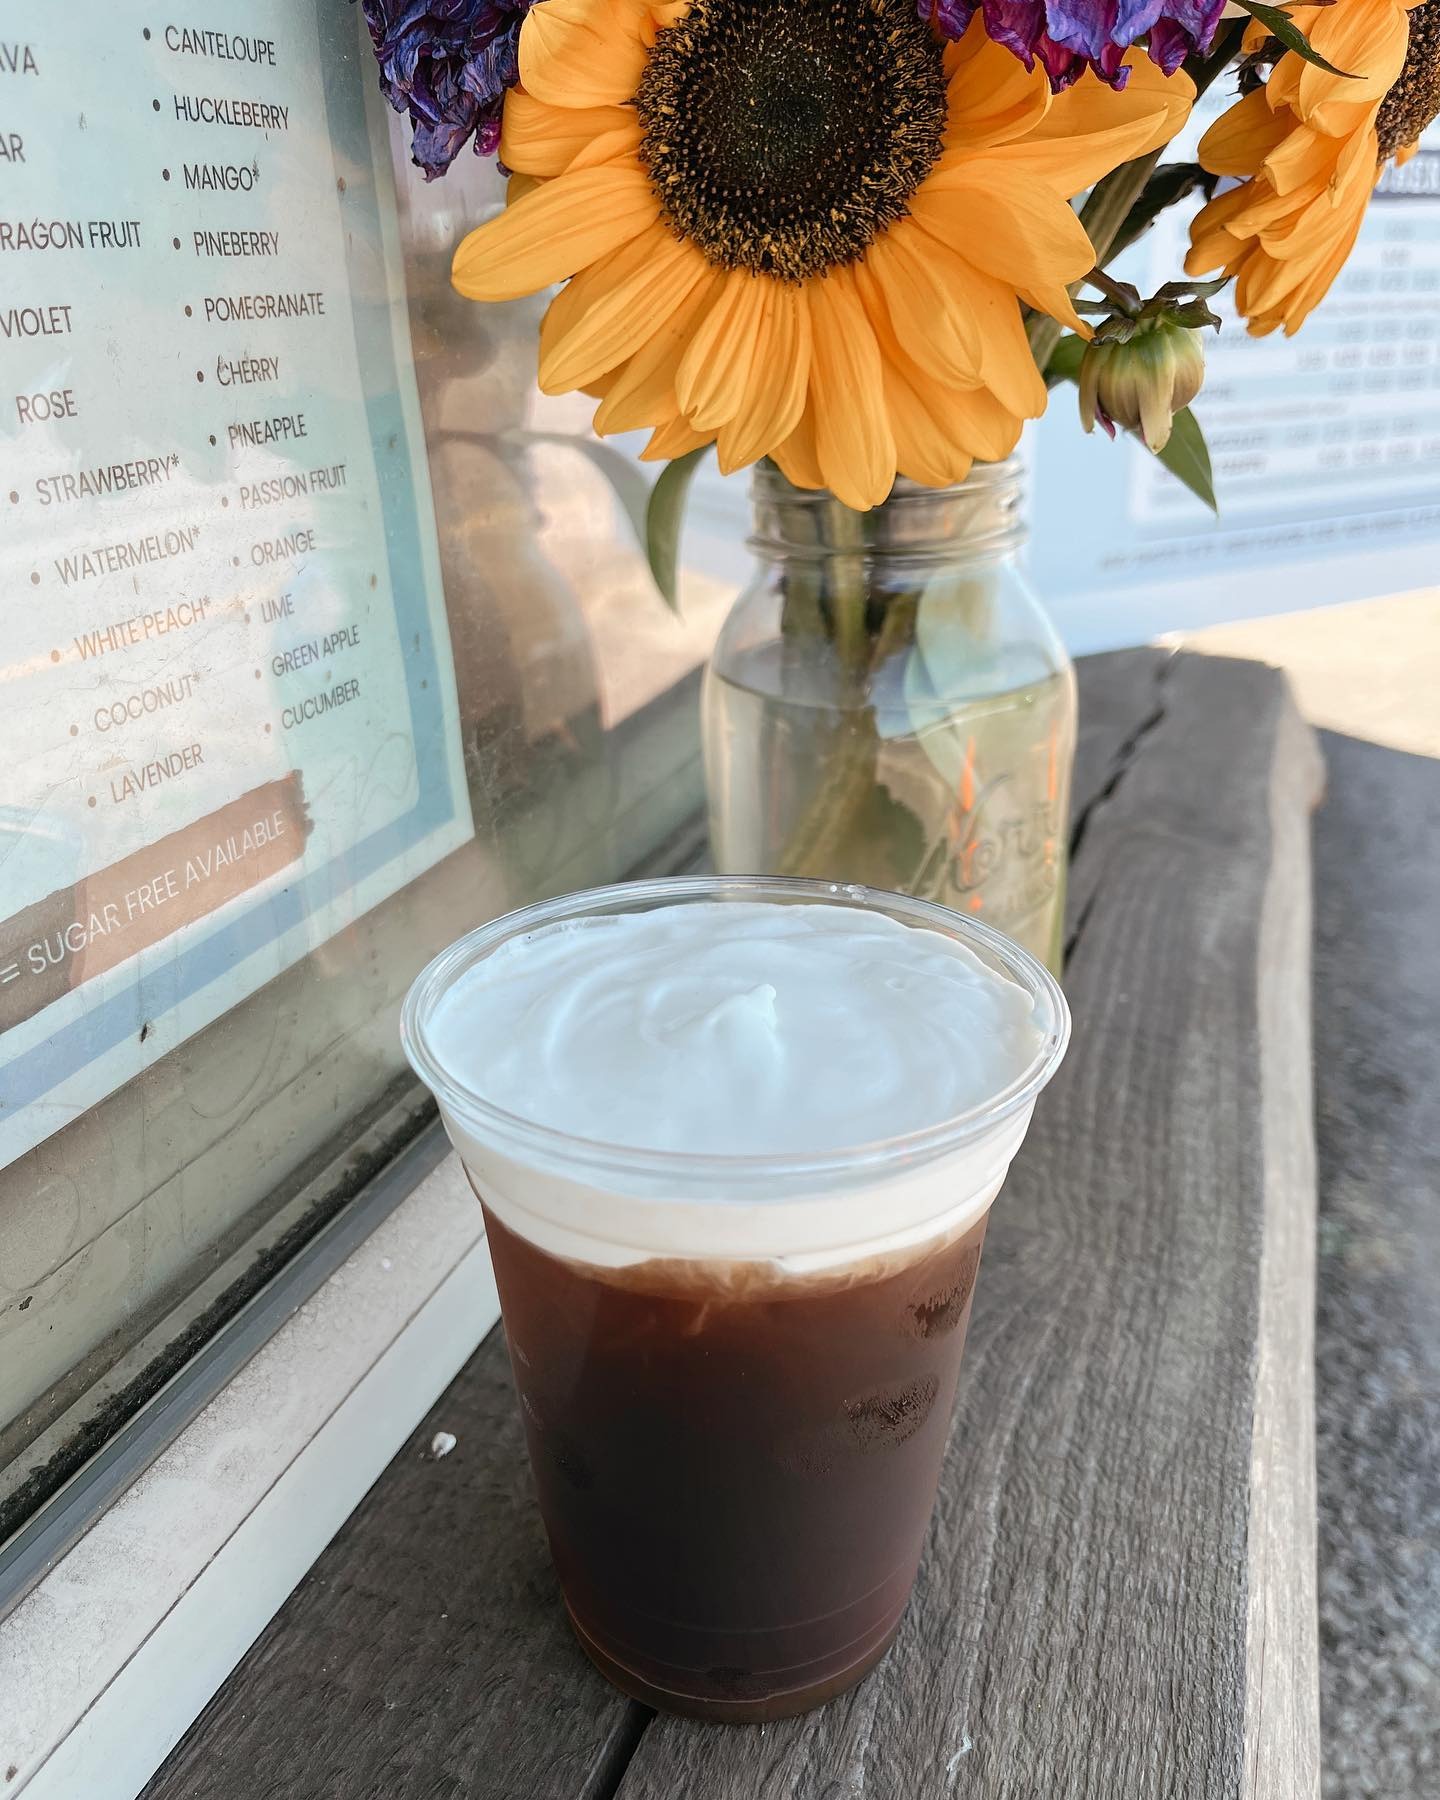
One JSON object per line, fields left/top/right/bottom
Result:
{"left": 403, "top": 879, "right": 1068, "bottom": 1721}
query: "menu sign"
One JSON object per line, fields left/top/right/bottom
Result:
{"left": 1026, "top": 100, "right": 1440, "bottom": 651}
{"left": 0, "top": 2, "right": 471, "bottom": 1166}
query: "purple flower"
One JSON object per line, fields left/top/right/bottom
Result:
{"left": 923, "top": 0, "right": 1223, "bottom": 90}
{"left": 360, "top": 0, "right": 534, "bottom": 179}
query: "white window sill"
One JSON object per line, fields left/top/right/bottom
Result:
{"left": 0, "top": 1149, "right": 498, "bottom": 1800}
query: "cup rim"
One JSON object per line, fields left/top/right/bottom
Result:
{"left": 400, "top": 875, "right": 1070, "bottom": 1188}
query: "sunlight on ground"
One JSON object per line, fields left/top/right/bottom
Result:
{"left": 1177, "top": 588, "right": 1440, "bottom": 760}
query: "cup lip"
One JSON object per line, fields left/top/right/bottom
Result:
{"left": 401, "top": 875, "right": 1070, "bottom": 1189}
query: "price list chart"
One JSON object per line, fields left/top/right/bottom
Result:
{"left": 0, "top": 3, "right": 470, "bottom": 1164}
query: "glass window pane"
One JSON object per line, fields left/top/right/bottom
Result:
{"left": 0, "top": 7, "right": 726, "bottom": 1518}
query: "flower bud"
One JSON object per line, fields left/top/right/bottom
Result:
{"left": 1079, "top": 320, "right": 1207, "bottom": 452}
{"left": 1075, "top": 277, "right": 1223, "bottom": 453}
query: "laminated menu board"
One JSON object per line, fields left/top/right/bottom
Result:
{"left": 0, "top": 3, "right": 472, "bottom": 1165}
{"left": 1026, "top": 104, "right": 1440, "bottom": 652}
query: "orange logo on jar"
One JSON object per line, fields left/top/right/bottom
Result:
{"left": 944, "top": 731, "right": 1062, "bottom": 927}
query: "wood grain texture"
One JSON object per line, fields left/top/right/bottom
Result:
{"left": 141, "top": 652, "right": 1322, "bottom": 1800}
{"left": 139, "top": 1336, "right": 643, "bottom": 1800}
{"left": 1246, "top": 697, "right": 1323, "bottom": 1800}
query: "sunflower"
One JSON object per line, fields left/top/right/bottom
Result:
{"left": 451, "top": 0, "right": 1192, "bottom": 508}
{"left": 1186, "top": 0, "right": 1439, "bottom": 336}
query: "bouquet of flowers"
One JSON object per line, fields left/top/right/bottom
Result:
{"left": 362, "top": 0, "right": 1440, "bottom": 523}
{"left": 360, "top": 0, "right": 1437, "bottom": 961}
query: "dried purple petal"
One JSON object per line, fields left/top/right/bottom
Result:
{"left": 920, "top": 0, "right": 1223, "bottom": 91}
{"left": 359, "top": 0, "right": 533, "bottom": 180}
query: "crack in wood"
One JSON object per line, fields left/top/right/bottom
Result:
{"left": 1064, "top": 652, "right": 1176, "bottom": 965}
{"left": 584, "top": 1702, "right": 653, "bottom": 1800}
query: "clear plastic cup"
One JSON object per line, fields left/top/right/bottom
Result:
{"left": 403, "top": 877, "right": 1069, "bottom": 1721}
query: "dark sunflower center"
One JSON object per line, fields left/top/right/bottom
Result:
{"left": 635, "top": 0, "right": 947, "bottom": 282}
{"left": 1378, "top": 0, "right": 1440, "bottom": 159}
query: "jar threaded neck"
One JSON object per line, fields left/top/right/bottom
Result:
{"left": 749, "top": 459, "right": 1026, "bottom": 560}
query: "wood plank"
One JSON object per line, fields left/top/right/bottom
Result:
{"left": 616, "top": 652, "right": 1321, "bottom": 1798}
{"left": 1309, "top": 731, "right": 1440, "bottom": 1797}
{"left": 1068, "top": 644, "right": 1172, "bottom": 836}
{"left": 139, "top": 1334, "right": 643, "bottom": 1800}
{"left": 1247, "top": 697, "right": 1323, "bottom": 1800}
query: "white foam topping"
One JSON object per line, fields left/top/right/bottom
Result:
{"left": 425, "top": 902, "right": 1045, "bottom": 1159}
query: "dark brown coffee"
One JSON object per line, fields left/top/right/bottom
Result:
{"left": 482, "top": 1202, "right": 988, "bottom": 1721}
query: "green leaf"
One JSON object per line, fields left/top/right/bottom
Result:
{"left": 1047, "top": 345, "right": 1219, "bottom": 510}
{"left": 1155, "top": 407, "right": 1217, "bottom": 512}
{"left": 644, "top": 446, "right": 709, "bottom": 611}
{"left": 1235, "top": 0, "right": 1357, "bottom": 76}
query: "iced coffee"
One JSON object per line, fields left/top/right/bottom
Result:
{"left": 403, "top": 880, "right": 1068, "bottom": 1721}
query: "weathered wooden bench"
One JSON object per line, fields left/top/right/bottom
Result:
{"left": 142, "top": 650, "right": 1326, "bottom": 1799}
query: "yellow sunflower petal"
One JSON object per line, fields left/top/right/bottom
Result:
{"left": 539, "top": 226, "right": 708, "bottom": 393}
{"left": 500, "top": 93, "right": 637, "bottom": 177}
{"left": 940, "top": 384, "right": 1026, "bottom": 465}
{"left": 640, "top": 413, "right": 714, "bottom": 461}
{"left": 853, "top": 266, "right": 975, "bottom": 485}
{"left": 1261, "top": 115, "right": 1348, "bottom": 197}
{"left": 908, "top": 180, "right": 1093, "bottom": 329}
{"left": 715, "top": 283, "right": 813, "bottom": 474}
{"left": 507, "top": 171, "right": 545, "bottom": 205}
{"left": 806, "top": 272, "right": 896, "bottom": 512}
{"left": 955, "top": 265, "right": 1049, "bottom": 419}
{"left": 864, "top": 222, "right": 984, "bottom": 388}
{"left": 1282, "top": 209, "right": 1367, "bottom": 327}
{"left": 452, "top": 165, "right": 658, "bottom": 303}
{"left": 520, "top": 0, "right": 653, "bottom": 108}
{"left": 885, "top": 375, "right": 976, "bottom": 487}
{"left": 1298, "top": 0, "right": 1409, "bottom": 123}
{"left": 982, "top": 56, "right": 1195, "bottom": 198}
{"left": 942, "top": 20, "right": 1051, "bottom": 149}
{"left": 675, "top": 271, "right": 771, "bottom": 430}
{"left": 1197, "top": 87, "right": 1292, "bottom": 177}
{"left": 593, "top": 260, "right": 724, "bottom": 435}
{"left": 771, "top": 403, "right": 826, "bottom": 492}
{"left": 1185, "top": 183, "right": 1257, "bottom": 275}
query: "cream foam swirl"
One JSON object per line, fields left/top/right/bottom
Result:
{"left": 424, "top": 901, "right": 1045, "bottom": 1158}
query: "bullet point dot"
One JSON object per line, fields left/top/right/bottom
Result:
{"left": 244, "top": 612, "right": 252, "bottom": 624}
{"left": 254, "top": 669, "right": 262, "bottom": 680}
{"left": 369, "top": 574, "right": 377, "bottom": 589}
{"left": 172, "top": 236, "right": 181, "bottom": 249}
{"left": 143, "top": 26, "right": 152, "bottom": 39}
{"left": 152, "top": 99, "right": 160, "bottom": 112}
{"left": 8, "top": 490, "right": 17, "bottom": 504}
{"left": 232, "top": 555, "right": 240, "bottom": 566}
{"left": 264, "top": 722, "right": 272, "bottom": 734}
{"left": 70, "top": 724, "right": 78, "bottom": 737}
{"left": 184, "top": 304, "right": 192, "bottom": 317}
{"left": 208, "top": 434, "right": 217, "bottom": 446}
{"left": 50, "top": 649, "right": 60, "bottom": 663}
{"left": 195, "top": 370, "right": 204, "bottom": 383}
{"left": 30, "top": 571, "right": 40, "bottom": 586}
{"left": 221, "top": 496, "right": 228, "bottom": 507}
{"left": 162, "top": 167, "right": 170, "bottom": 181}
{"left": 88, "top": 796, "right": 97, "bottom": 808}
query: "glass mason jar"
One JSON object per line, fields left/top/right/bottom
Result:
{"left": 703, "top": 460, "right": 1077, "bottom": 972}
